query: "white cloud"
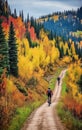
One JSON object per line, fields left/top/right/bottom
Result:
{"left": 8, "top": 0, "right": 82, "bottom": 18}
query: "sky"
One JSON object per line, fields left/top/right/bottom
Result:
{"left": 8, "top": 0, "right": 82, "bottom": 19}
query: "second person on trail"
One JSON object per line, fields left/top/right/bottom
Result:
{"left": 57, "top": 77, "right": 60, "bottom": 86}
{"left": 46, "top": 88, "right": 53, "bottom": 105}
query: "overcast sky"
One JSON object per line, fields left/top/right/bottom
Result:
{"left": 8, "top": 0, "right": 82, "bottom": 18}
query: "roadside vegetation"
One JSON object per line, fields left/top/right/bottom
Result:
{"left": 57, "top": 61, "right": 82, "bottom": 130}
{"left": 8, "top": 101, "right": 44, "bottom": 130}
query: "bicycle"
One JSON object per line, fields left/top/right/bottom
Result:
{"left": 58, "top": 80, "right": 60, "bottom": 86}
{"left": 48, "top": 96, "right": 51, "bottom": 106}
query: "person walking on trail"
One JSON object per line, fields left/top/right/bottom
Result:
{"left": 57, "top": 77, "right": 60, "bottom": 86}
{"left": 46, "top": 88, "right": 53, "bottom": 106}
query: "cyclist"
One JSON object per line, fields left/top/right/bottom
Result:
{"left": 46, "top": 88, "right": 53, "bottom": 106}
{"left": 57, "top": 77, "right": 60, "bottom": 86}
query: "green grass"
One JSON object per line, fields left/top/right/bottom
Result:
{"left": 8, "top": 101, "right": 43, "bottom": 130}
{"left": 61, "top": 78, "right": 67, "bottom": 96}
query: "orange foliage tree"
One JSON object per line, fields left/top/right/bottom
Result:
{"left": 1, "top": 16, "right": 26, "bottom": 40}
{"left": 63, "top": 62, "right": 82, "bottom": 119}
{"left": 0, "top": 70, "right": 10, "bottom": 130}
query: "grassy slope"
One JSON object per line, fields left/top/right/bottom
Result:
{"left": 8, "top": 101, "right": 43, "bottom": 130}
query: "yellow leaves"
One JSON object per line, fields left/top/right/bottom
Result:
{"left": 17, "top": 29, "right": 60, "bottom": 80}
{"left": 52, "top": 15, "right": 59, "bottom": 21}
{"left": 67, "top": 63, "right": 82, "bottom": 82}
{"left": 38, "top": 68, "right": 44, "bottom": 77}
{"left": 62, "top": 56, "right": 72, "bottom": 64}
{"left": 78, "top": 93, "right": 82, "bottom": 103}
{"left": 59, "top": 41, "right": 63, "bottom": 48}
{"left": 28, "top": 48, "right": 41, "bottom": 68}
{"left": 63, "top": 62, "right": 82, "bottom": 118}
{"left": 18, "top": 46, "right": 46, "bottom": 79}
{"left": 43, "top": 35, "right": 49, "bottom": 44}
{"left": 39, "top": 29, "right": 47, "bottom": 41}
{"left": 66, "top": 62, "right": 82, "bottom": 104}
{"left": 17, "top": 38, "right": 29, "bottom": 56}
{"left": 63, "top": 42, "right": 69, "bottom": 55}
{"left": 18, "top": 56, "right": 34, "bottom": 79}
{"left": 17, "top": 28, "right": 60, "bottom": 80}
{"left": 70, "top": 83, "right": 78, "bottom": 97}
{"left": 39, "top": 48, "right": 46, "bottom": 64}
{"left": 70, "top": 42, "right": 76, "bottom": 55}
{"left": 45, "top": 56, "right": 50, "bottom": 66}
{"left": 50, "top": 47, "right": 59, "bottom": 63}
{"left": 73, "top": 54, "right": 78, "bottom": 61}
{"left": 22, "top": 38, "right": 29, "bottom": 54}
{"left": 6, "top": 79, "right": 16, "bottom": 93}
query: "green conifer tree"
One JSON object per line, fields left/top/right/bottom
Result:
{"left": 0, "top": 21, "right": 9, "bottom": 75}
{"left": 60, "top": 46, "right": 64, "bottom": 58}
{"left": 66, "top": 48, "right": 69, "bottom": 56}
{"left": 8, "top": 22, "right": 18, "bottom": 77}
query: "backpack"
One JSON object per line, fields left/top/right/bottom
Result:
{"left": 47, "top": 89, "right": 51, "bottom": 96}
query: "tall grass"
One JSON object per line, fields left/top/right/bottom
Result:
{"left": 57, "top": 103, "right": 82, "bottom": 130}
{"left": 61, "top": 80, "right": 67, "bottom": 96}
{"left": 8, "top": 101, "right": 43, "bottom": 130}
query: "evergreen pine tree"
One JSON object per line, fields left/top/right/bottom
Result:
{"left": 48, "top": 30, "right": 53, "bottom": 40}
{"left": 5, "top": 0, "right": 9, "bottom": 19}
{"left": 0, "top": 21, "right": 9, "bottom": 75}
{"left": 21, "top": 10, "right": 24, "bottom": 22}
{"left": 30, "top": 16, "right": 35, "bottom": 27}
{"left": 19, "top": 11, "right": 22, "bottom": 18}
{"left": 55, "top": 36, "right": 59, "bottom": 48}
{"left": 60, "top": 46, "right": 64, "bottom": 58}
{"left": 26, "top": 30, "right": 32, "bottom": 47}
{"left": 80, "top": 48, "right": 82, "bottom": 58}
{"left": 0, "top": 0, "right": 4, "bottom": 16}
{"left": 8, "top": 22, "right": 18, "bottom": 77}
{"left": 66, "top": 48, "right": 69, "bottom": 56}
{"left": 14, "top": 8, "right": 17, "bottom": 18}
{"left": 27, "top": 13, "right": 29, "bottom": 23}
{"left": 77, "top": 7, "right": 82, "bottom": 20}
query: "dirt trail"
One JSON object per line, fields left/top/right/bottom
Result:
{"left": 21, "top": 70, "right": 67, "bottom": 130}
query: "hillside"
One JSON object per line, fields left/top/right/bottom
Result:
{"left": 38, "top": 7, "right": 82, "bottom": 43}
{"left": 0, "top": 1, "right": 82, "bottom": 130}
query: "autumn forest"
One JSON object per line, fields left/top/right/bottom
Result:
{"left": 0, "top": 0, "right": 82, "bottom": 130}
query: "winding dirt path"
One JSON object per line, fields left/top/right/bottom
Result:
{"left": 21, "top": 70, "right": 67, "bottom": 130}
